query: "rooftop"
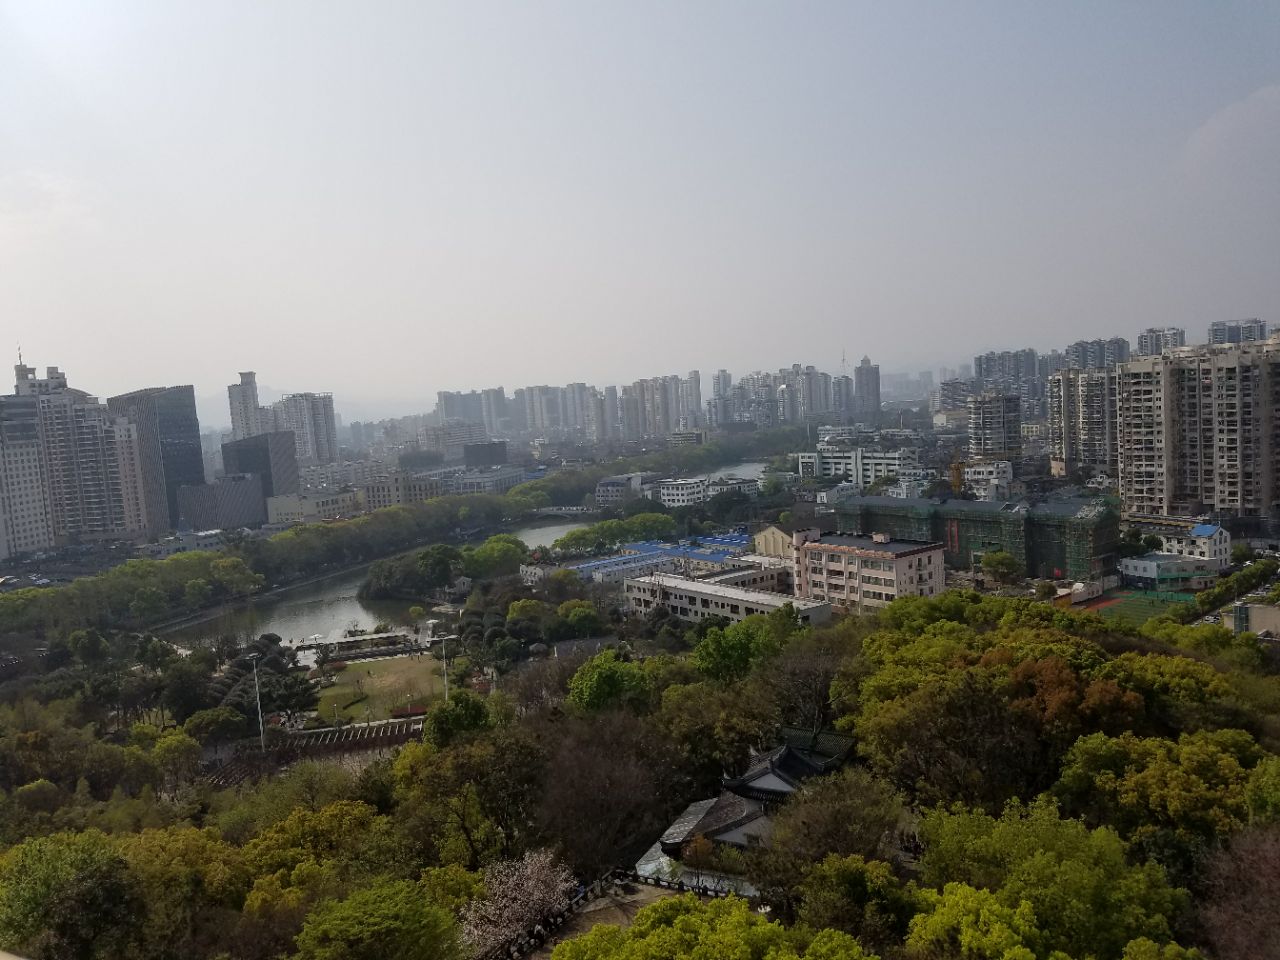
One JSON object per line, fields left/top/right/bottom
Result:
{"left": 625, "top": 574, "right": 829, "bottom": 611}
{"left": 804, "top": 533, "right": 942, "bottom": 556}
{"left": 1190, "top": 523, "right": 1224, "bottom": 537}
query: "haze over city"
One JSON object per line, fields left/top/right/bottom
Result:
{"left": 3, "top": 0, "right": 1278, "bottom": 421}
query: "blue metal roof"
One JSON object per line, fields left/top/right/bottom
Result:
{"left": 1189, "top": 523, "right": 1222, "bottom": 537}
{"left": 621, "top": 541, "right": 741, "bottom": 563}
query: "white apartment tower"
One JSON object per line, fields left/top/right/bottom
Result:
{"left": 272, "top": 393, "right": 338, "bottom": 465}
{"left": 228, "top": 371, "right": 264, "bottom": 440}
{"left": 1047, "top": 369, "right": 1118, "bottom": 478}
{"left": 1117, "top": 339, "right": 1280, "bottom": 517}
{"left": 15, "top": 365, "right": 147, "bottom": 543}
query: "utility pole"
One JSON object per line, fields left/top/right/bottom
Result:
{"left": 250, "top": 654, "right": 266, "bottom": 752}
{"left": 442, "top": 637, "right": 449, "bottom": 703}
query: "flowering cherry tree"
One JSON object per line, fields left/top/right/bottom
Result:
{"left": 462, "top": 848, "right": 576, "bottom": 956}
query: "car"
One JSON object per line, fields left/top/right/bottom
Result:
{"left": 1204, "top": 615, "right": 1220, "bottom": 624}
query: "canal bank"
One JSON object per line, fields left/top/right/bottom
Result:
{"left": 163, "top": 518, "right": 591, "bottom": 649}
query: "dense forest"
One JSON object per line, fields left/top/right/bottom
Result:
{"left": 2, "top": 586, "right": 1278, "bottom": 959}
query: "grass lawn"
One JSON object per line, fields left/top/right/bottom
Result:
{"left": 1082, "top": 588, "right": 1195, "bottom": 623}
{"left": 313, "top": 654, "right": 444, "bottom": 724}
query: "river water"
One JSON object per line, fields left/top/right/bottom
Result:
{"left": 166, "top": 519, "right": 590, "bottom": 649}
{"left": 165, "top": 464, "right": 765, "bottom": 649}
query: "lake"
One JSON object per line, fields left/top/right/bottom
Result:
{"left": 166, "top": 518, "right": 589, "bottom": 649}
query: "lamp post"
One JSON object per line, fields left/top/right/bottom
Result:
{"left": 249, "top": 653, "right": 266, "bottom": 753}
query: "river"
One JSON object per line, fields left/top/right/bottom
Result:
{"left": 164, "top": 464, "right": 766, "bottom": 649}
{"left": 166, "top": 518, "right": 590, "bottom": 649}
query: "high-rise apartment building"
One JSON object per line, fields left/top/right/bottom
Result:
{"left": 107, "top": 385, "right": 203, "bottom": 535}
{"left": 272, "top": 393, "right": 338, "bottom": 465}
{"left": 968, "top": 392, "right": 1022, "bottom": 460}
{"left": 1047, "top": 369, "right": 1118, "bottom": 478}
{"left": 228, "top": 372, "right": 265, "bottom": 440}
{"left": 1208, "top": 319, "right": 1268, "bottom": 345}
{"left": 0, "top": 394, "right": 54, "bottom": 559}
{"left": 436, "top": 390, "right": 485, "bottom": 425}
{"left": 1117, "top": 339, "right": 1280, "bottom": 518}
{"left": 480, "top": 387, "right": 507, "bottom": 435}
{"left": 853, "top": 356, "right": 881, "bottom": 423}
{"left": 1135, "top": 327, "right": 1186, "bottom": 356}
{"left": 16, "top": 365, "right": 147, "bottom": 542}
{"left": 1064, "top": 338, "right": 1130, "bottom": 370}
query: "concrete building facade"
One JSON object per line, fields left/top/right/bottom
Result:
{"left": 1047, "top": 368, "right": 1118, "bottom": 478}
{"left": 1117, "top": 340, "right": 1280, "bottom": 518}
{"left": 222, "top": 431, "right": 300, "bottom": 500}
{"left": 792, "top": 530, "right": 944, "bottom": 611}
{"left": 623, "top": 573, "right": 831, "bottom": 625}
{"left": 1135, "top": 327, "right": 1186, "bottom": 356}
{"left": 107, "top": 385, "right": 204, "bottom": 536}
{"left": 968, "top": 392, "right": 1022, "bottom": 460}
{"left": 0, "top": 394, "right": 54, "bottom": 559}
{"left": 16, "top": 365, "right": 147, "bottom": 543}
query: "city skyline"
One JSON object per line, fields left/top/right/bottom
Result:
{"left": 3, "top": 2, "right": 1277, "bottom": 409}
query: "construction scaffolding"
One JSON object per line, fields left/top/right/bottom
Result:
{"left": 835, "top": 496, "right": 1119, "bottom": 580}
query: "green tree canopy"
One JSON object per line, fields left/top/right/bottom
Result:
{"left": 293, "top": 878, "right": 463, "bottom": 960}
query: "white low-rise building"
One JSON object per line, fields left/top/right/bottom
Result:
{"left": 1161, "top": 523, "right": 1231, "bottom": 571}
{"left": 708, "top": 476, "right": 760, "bottom": 498}
{"left": 267, "top": 490, "right": 361, "bottom": 525}
{"left": 649, "top": 477, "right": 710, "bottom": 508}
{"left": 964, "top": 461, "right": 1013, "bottom": 501}
{"left": 624, "top": 574, "right": 831, "bottom": 625}
{"left": 796, "top": 447, "right": 921, "bottom": 487}
{"left": 1119, "top": 552, "right": 1218, "bottom": 592}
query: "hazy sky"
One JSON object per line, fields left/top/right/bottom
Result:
{"left": 2, "top": 1, "right": 1278, "bottom": 424}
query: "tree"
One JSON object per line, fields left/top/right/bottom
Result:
{"left": 1054, "top": 730, "right": 1256, "bottom": 877}
{"left": 161, "top": 658, "right": 212, "bottom": 724}
{"left": 424, "top": 691, "right": 493, "bottom": 747}
{"left": 182, "top": 578, "right": 213, "bottom": 611}
{"left": 115, "top": 827, "right": 250, "bottom": 960}
{"left": 566, "top": 650, "right": 653, "bottom": 712}
{"left": 981, "top": 551, "right": 1023, "bottom": 584}
{"left": 294, "top": 878, "right": 463, "bottom": 960}
{"left": 507, "top": 599, "right": 548, "bottom": 625}
{"left": 152, "top": 731, "right": 203, "bottom": 791}
{"left": 906, "top": 882, "right": 1042, "bottom": 960}
{"left": 1199, "top": 826, "right": 1280, "bottom": 960}
{"left": 749, "top": 768, "right": 908, "bottom": 920}
{"left": 465, "top": 535, "right": 529, "bottom": 579}
{"left": 462, "top": 849, "right": 574, "bottom": 957}
{"left": 533, "top": 711, "right": 677, "bottom": 876}
{"left": 919, "top": 798, "right": 1183, "bottom": 960}
{"left": 0, "top": 830, "right": 142, "bottom": 960}
{"left": 419, "top": 545, "right": 463, "bottom": 591}
{"left": 551, "top": 894, "right": 874, "bottom": 960}
{"left": 268, "top": 672, "right": 320, "bottom": 723}
{"left": 692, "top": 615, "right": 785, "bottom": 684}
{"left": 1232, "top": 543, "right": 1257, "bottom": 566}
{"left": 1034, "top": 581, "right": 1057, "bottom": 601}
{"left": 797, "top": 855, "right": 921, "bottom": 954}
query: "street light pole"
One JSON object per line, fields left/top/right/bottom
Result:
{"left": 250, "top": 654, "right": 266, "bottom": 753}
{"left": 442, "top": 637, "right": 449, "bottom": 703}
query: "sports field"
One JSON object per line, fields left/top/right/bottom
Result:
{"left": 314, "top": 654, "right": 444, "bottom": 724}
{"left": 1080, "top": 588, "right": 1195, "bottom": 623}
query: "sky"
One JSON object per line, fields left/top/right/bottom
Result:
{"left": 1, "top": 1, "right": 1278, "bottom": 426}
